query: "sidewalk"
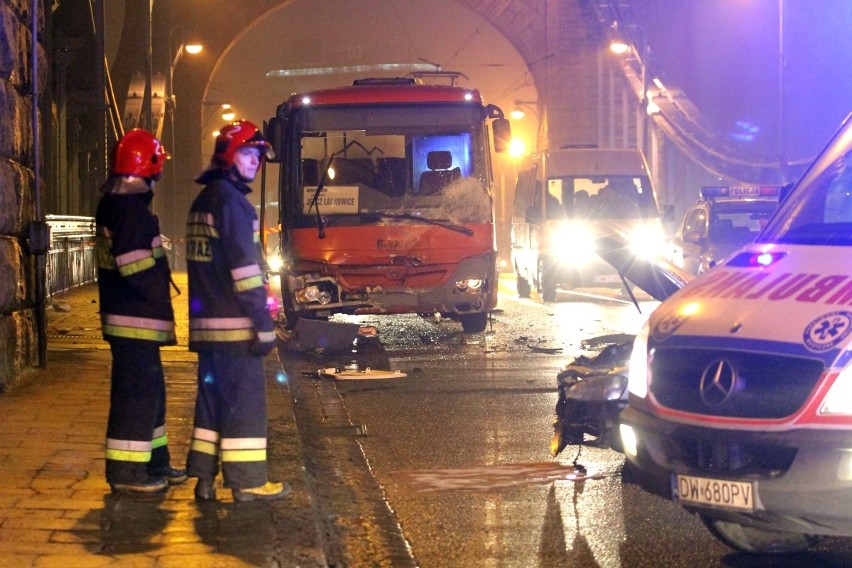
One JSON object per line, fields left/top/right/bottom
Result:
{"left": 0, "top": 274, "right": 327, "bottom": 567}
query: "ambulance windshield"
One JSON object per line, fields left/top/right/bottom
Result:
{"left": 759, "top": 115, "right": 852, "bottom": 246}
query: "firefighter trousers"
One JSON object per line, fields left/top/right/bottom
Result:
{"left": 105, "top": 342, "right": 173, "bottom": 484}
{"left": 186, "top": 350, "right": 268, "bottom": 489}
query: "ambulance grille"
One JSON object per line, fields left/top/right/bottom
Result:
{"left": 650, "top": 348, "right": 824, "bottom": 419}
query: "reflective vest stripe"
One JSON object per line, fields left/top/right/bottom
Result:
{"left": 234, "top": 274, "right": 264, "bottom": 292}
{"left": 232, "top": 263, "right": 264, "bottom": 292}
{"left": 221, "top": 448, "right": 266, "bottom": 462}
{"left": 192, "top": 427, "right": 220, "bottom": 443}
{"left": 153, "top": 246, "right": 165, "bottom": 259}
{"left": 189, "top": 328, "right": 255, "bottom": 342}
{"left": 103, "top": 324, "right": 175, "bottom": 342}
{"left": 152, "top": 433, "right": 168, "bottom": 449}
{"left": 257, "top": 331, "right": 276, "bottom": 343}
{"left": 105, "top": 314, "right": 175, "bottom": 331}
{"left": 191, "top": 316, "right": 253, "bottom": 329}
{"left": 107, "top": 438, "right": 153, "bottom": 451}
{"left": 153, "top": 425, "right": 167, "bottom": 439}
{"left": 220, "top": 437, "right": 266, "bottom": 450}
{"left": 106, "top": 448, "right": 152, "bottom": 462}
{"left": 190, "top": 439, "right": 218, "bottom": 457}
{"left": 102, "top": 314, "right": 176, "bottom": 342}
{"left": 106, "top": 438, "right": 152, "bottom": 463}
{"left": 187, "top": 212, "right": 219, "bottom": 238}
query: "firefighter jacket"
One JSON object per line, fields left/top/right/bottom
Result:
{"left": 186, "top": 170, "right": 275, "bottom": 354}
{"left": 95, "top": 190, "right": 176, "bottom": 345}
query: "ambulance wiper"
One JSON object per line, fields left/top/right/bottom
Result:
{"left": 367, "top": 211, "right": 473, "bottom": 236}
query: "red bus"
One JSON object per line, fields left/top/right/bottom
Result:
{"left": 266, "top": 77, "right": 510, "bottom": 332}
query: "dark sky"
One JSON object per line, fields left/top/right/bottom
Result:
{"left": 635, "top": 0, "right": 852, "bottom": 162}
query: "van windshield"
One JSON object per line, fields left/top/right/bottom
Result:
{"left": 543, "top": 175, "right": 658, "bottom": 220}
{"left": 759, "top": 117, "right": 852, "bottom": 246}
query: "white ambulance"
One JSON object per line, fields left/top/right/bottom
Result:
{"left": 617, "top": 115, "right": 852, "bottom": 554}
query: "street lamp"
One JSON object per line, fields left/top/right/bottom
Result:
{"left": 163, "top": 27, "right": 202, "bottom": 267}
{"left": 609, "top": 21, "right": 652, "bottom": 154}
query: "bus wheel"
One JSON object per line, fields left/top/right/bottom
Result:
{"left": 516, "top": 274, "right": 531, "bottom": 298}
{"left": 537, "top": 260, "right": 557, "bottom": 302}
{"left": 459, "top": 313, "right": 488, "bottom": 333}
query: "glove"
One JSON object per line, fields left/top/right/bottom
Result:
{"left": 250, "top": 331, "right": 277, "bottom": 357}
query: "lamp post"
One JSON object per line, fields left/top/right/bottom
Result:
{"left": 609, "top": 22, "right": 651, "bottom": 155}
{"left": 164, "top": 27, "right": 202, "bottom": 268}
{"left": 509, "top": 99, "right": 543, "bottom": 153}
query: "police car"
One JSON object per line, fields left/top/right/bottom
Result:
{"left": 598, "top": 114, "right": 852, "bottom": 555}
{"left": 667, "top": 185, "right": 780, "bottom": 276}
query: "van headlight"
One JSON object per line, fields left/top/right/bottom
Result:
{"left": 629, "top": 225, "right": 667, "bottom": 259}
{"left": 820, "top": 365, "right": 852, "bottom": 415}
{"left": 628, "top": 321, "right": 650, "bottom": 398}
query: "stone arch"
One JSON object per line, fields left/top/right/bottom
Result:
{"left": 136, "top": 0, "right": 636, "bottom": 265}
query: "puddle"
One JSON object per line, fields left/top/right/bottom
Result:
{"left": 398, "top": 461, "right": 603, "bottom": 492}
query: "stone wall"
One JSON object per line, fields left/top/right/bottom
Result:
{"left": 0, "top": 0, "right": 43, "bottom": 391}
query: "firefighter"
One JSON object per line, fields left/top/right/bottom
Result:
{"left": 185, "top": 119, "right": 289, "bottom": 501}
{"left": 96, "top": 129, "right": 187, "bottom": 493}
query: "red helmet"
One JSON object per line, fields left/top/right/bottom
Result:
{"left": 213, "top": 119, "right": 272, "bottom": 168}
{"left": 111, "top": 129, "right": 169, "bottom": 179}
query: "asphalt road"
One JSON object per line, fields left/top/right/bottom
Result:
{"left": 279, "top": 280, "right": 852, "bottom": 567}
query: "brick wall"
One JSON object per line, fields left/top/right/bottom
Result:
{"left": 0, "top": 0, "right": 43, "bottom": 391}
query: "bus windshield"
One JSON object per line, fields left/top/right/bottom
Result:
{"left": 293, "top": 109, "right": 492, "bottom": 228}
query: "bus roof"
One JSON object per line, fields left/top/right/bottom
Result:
{"left": 285, "top": 79, "right": 484, "bottom": 109}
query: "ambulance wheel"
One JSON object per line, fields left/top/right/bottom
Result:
{"left": 701, "top": 516, "right": 823, "bottom": 554}
{"left": 459, "top": 313, "right": 488, "bottom": 333}
{"left": 516, "top": 274, "right": 531, "bottom": 298}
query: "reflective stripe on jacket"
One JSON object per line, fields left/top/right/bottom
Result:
{"left": 95, "top": 191, "right": 176, "bottom": 346}
{"left": 187, "top": 172, "right": 273, "bottom": 353}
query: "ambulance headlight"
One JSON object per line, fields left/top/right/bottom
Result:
{"left": 820, "top": 365, "right": 852, "bottom": 415}
{"left": 629, "top": 225, "right": 666, "bottom": 259}
{"left": 627, "top": 322, "right": 650, "bottom": 398}
{"left": 619, "top": 424, "right": 638, "bottom": 458}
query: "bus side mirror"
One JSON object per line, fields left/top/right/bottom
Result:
{"left": 264, "top": 117, "right": 285, "bottom": 164}
{"left": 492, "top": 118, "right": 512, "bottom": 153}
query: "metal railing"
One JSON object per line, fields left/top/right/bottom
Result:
{"left": 45, "top": 215, "right": 97, "bottom": 297}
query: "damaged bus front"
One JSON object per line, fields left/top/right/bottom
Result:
{"left": 267, "top": 77, "right": 510, "bottom": 333}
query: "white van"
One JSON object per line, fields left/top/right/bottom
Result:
{"left": 510, "top": 147, "right": 667, "bottom": 301}
{"left": 617, "top": 114, "right": 852, "bottom": 554}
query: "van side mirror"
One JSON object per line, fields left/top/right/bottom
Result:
{"left": 492, "top": 118, "right": 512, "bottom": 153}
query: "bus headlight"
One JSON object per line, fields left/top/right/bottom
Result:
{"left": 628, "top": 322, "right": 650, "bottom": 398}
{"left": 295, "top": 285, "right": 332, "bottom": 305}
{"left": 455, "top": 278, "right": 484, "bottom": 293}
